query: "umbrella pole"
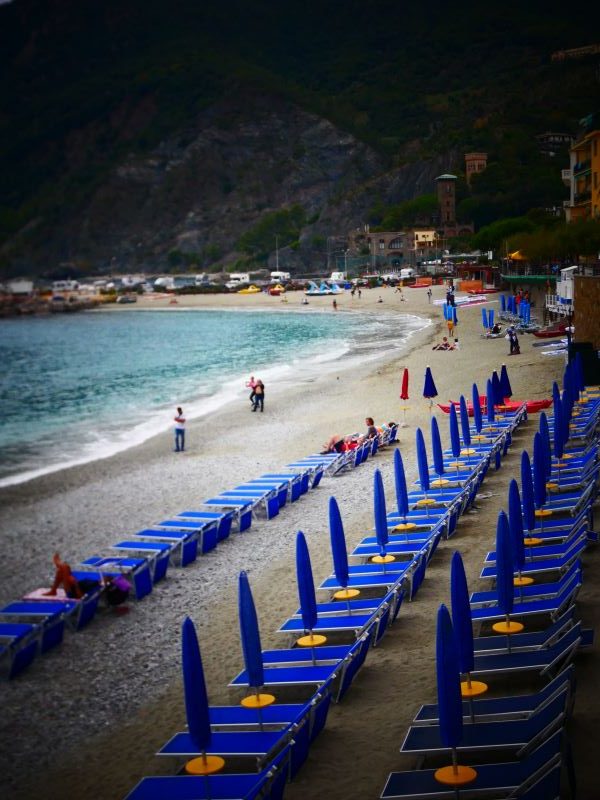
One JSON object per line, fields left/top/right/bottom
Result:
{"left": 255, "top": 689, "right": 264, "bottom": 731}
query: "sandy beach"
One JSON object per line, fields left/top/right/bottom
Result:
{"left": 1, "top": 284, "right": 597, "bottom": 800}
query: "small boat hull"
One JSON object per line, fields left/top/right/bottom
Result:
{"left": 438, "top": 398, "right": 552, "bottom": 416}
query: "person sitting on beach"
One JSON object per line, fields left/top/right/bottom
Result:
{"left": 365, "top": 417, "right": 378, "bottom": 439}
{"left": 432, "top": 337, "right": 451, "bottom": 351}
{"left": 44, "top": 553, "right": 82, "bottom": 599}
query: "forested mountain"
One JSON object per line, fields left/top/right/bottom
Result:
{"left": 1, "top": 0, "right": 599, "bottom": 275}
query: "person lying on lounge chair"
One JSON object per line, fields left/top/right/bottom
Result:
{"left": 322, "top": 434, "right": 346, "bottom": 454}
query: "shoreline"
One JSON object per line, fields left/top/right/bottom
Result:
{"left": 0, "top": 299, "right": 430, "bottom": 490}
{"left": 1, "top": 284, "right": 582, "bottom": 800}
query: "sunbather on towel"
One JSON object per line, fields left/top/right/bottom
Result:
{"left": 322, "top": 434, "right": 345, "bottom": 454}
{"left": 44, "top": 553, "right": 82, "bottom": 599}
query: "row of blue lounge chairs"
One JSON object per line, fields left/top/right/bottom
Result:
{"left": 381, "top": 372, "right": 599, "bottom": 799}
{"left": 121, "top": 381, "right": 529, "bottom": 799}
{"left": 0, "top": 419, "right": 396, "bottom": 680}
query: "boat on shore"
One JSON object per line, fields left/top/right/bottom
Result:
{"left": 438, "top": 397, "right": 552, "bottom": 415}
{"left": 533, "top": 322, "right": 567, "bottom": 339}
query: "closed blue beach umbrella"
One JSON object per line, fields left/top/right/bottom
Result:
{"left": 500, "top": 294, "right": 506, "bottom": 312}
{"left": 486, "top": 379, "right": 495, "bottom": 423}
{"left": 508, "top": 480, "right": 526, "bottom": 575}
{"left": 488, "top": 308, "right": 494, "bottom": 329}
{"left": 423, "top": 366, "right": 438, "bottom": 399}
{"left": 393, "top": 448, "right": 410, "bottom": 520}
{"left": 416, "top": 428, "right": 430, "bottom": 493}
{"left": 296, "top": 531, "right": 317, "bottom": 634}
{"left": 374, "top": 468, "right": 394, "bottom": 562}
{"left": 500, "top": 364, "right": 512, "bottom": 399}
{"left": 533, "top": 432, "right": 547, "bottom": 510}
{"left": 181, "top": 616, "right": 224, "bottom": 774}
{"left": 452, "top": 306, "right": 458, "bottom": 324}
{"left": 495, "top": 511, "right": 514, "bottom": 618}
{"left": 431, "top": 416, "right": 445, "bottom": 480}
{"left": 492, "top": 371, "right": 503, "bottom": 406}
{"left": 238, "top": 572, "right": 264, "bottom": 692}
{"left": 328, "top": 497, "right": 349, "bottom": 590}
{"left": 538, "top": 413, "right": 552, "bottom": 479}
{"left": 459, "top": 395, "right": 471, "bottom": 448}
{"left": 520, "top": 451, "right": 536, "bottom": 533}
{"left": 553, "top": 396, "right": 564, "bottom": 461}
{"left": 450, "top": 552, "right": 474, "bottom": 676}
{"left": 434, "top": 605, "right": 477, "bottom": 786}
{"left": 182, "top": 617, "right": 212, "bottom": 754}
{"left": 436, "top": 604, "right": 462, "bottom": 749}
{"left": 472, "top": 383, "right": 483, "bottom": 434}
{"left": 449, "top": 404, "right": 461, "bottom": 458}
{"left": 481, "top": 308, "right": 488, "bottom": 329}
{"left": 575, "top": 353, "right": 585, "bottom": 391}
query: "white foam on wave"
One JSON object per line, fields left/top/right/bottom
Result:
{"left": 0, "top": 312, "right": 429, "bottom": 488}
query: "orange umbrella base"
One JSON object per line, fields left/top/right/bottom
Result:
{"left": 493, "top": 620, "right": 524, "bottom": 634}
{"left": 415, "top": 498, "right": 437, "bottom": 506}
{"left": 472, "top": 435, "right": 489, "bottom": 442}
{"left": 297, "top": 634, "right": 327, "bottom": 647}
{"left": 514, "top": 576, "right": 534, "bottom": 586}
{"left": 523, "top": 537, "right": 543, "bottom": 546}
{"left": 431, "top": 478, "right": 451, "bottom": 487}
{"left": 535, "top": 509, "right": 552, "bottom": 517}
{"left": 185, "top": 756, "right": 225, "bottom": 775}
{"left": 448, "top": 461, "right": 467, "bottom": 468}
{"left": 393, "top": 522, "right": 417, "bottom": 531}
{"left": 241, "top": 693, "right": 276, "bottom": 709}
{"left": 461, "top": 448, "right": 476, "bottom": 456}
{"left": 546, "top": 482, "right": 559, "bottom": 491}
{"left": 333, "top": 588, "right": 360, "bottom": 600}
{"left": 561, "top": 453, "right": 575, "bottom": 459}
{"left": 461, "top": 680, "right": 488, "bottom": 697}
{"left": 434, "top": 765, "right": 478, "bottom": 786}
{"left": 372, "top": 554, "right": 396, "bottom": 563}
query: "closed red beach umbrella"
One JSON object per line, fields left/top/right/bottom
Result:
{"left": 400, "top": 368, "right": 409, "bottom": 400}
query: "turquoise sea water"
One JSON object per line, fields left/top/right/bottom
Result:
{"left": 0, "top": 307, "right": 426, "bottom": 486}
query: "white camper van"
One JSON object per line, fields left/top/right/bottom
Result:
{"left": 270, "top": 271, "right": 291, "bottom": 283}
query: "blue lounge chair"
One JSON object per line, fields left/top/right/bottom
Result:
{"left": 110, "top": 542, "right": 172, "bottom": 583}
{"left": 200, "top": 498, "right": 256, "bottom": 531}
{"left": 470, "top": 561, "right": 581, "bottom": 606}
{"left": 77, "top": 556, "right": 154, "bottom": 599}
{"left": 472, "top": 606, "right": 578, "bottom": 654}
{"left": 134, "top": 528, "right": 200, "bottom": 564}
{"left": 470, "top": 624, "right": 582, "bottom": 679}
{"left": 0, "top": 600, "right": 75, "bottom": 653}
{"left": 124, "top": 741, "right": 291, "bottom": 800}
{"left": 470, "top": 573, "right": 581, "bottom": 624}
{"left": 413, "top": 665, "right": 575, "bottom": 724}
{"left": 171, "top": 510, "right": 234, "bottom": 542}
{"left": 400, "top": 689, "right": 567, "bottom": 756}
{"left": 381, "top": 730, "right": 562, "bottom": 799}
{"left": 0, "top": 622, "right": 39, "bottom": 678}
{"left": 218, "top": 486, "right": 280, "bottom": 519}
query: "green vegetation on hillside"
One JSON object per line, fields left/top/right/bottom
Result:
{"left": 1, "top": 0, "right": 600, "bottom": 272}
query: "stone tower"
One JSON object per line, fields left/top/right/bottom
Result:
{"left": 435, "top": 174, "right": 457, "bottom": 224}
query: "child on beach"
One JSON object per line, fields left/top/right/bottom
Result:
{"left": 246, "top": 376, "right": 257, "bottom": 404}
{"left": 44, "top": 553, "right": 82, "bottom": 599}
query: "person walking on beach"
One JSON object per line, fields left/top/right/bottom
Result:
{"left": 358, "top": 288, "right": 362, "bottom": 299}
{"left": 246, "top": 375, "right": 257, "bottom": 405}
{"left": 332, "top": 299, "right": 338, "bottom": 310}
{"left": 427, "top": 287, "right": 432, "bottom": 303}
{"left": 252, "top": 380, "right": 265, "bottom": 412}
{"left": 174, "top": 407, "right": 186, "bottom": 451}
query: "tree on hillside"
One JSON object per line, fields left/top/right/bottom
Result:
{"left": 236, "top": 205, "right": 306, "bottom": 262}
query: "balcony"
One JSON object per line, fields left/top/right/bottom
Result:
{"left": 574, "top": 191, "right": 592, "bottom": 204}
{"left": 573, "top": 159, "right": 591, "bottom": 176}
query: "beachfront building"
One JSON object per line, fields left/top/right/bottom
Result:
{"left": 564, "top": 114, "right": 600, "bottom": 222}
{"left": 350, "top": 228, "right": 443, "bottom": 268}
{"left": 464, "top": 152, "right": 488, "bottom": 184}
